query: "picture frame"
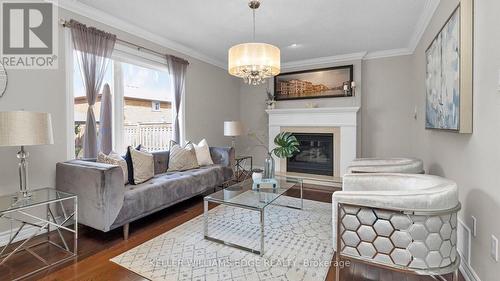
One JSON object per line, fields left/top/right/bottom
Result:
{"left": 425, "top": 0, "right": 473, "bottom": 133}
{"left": 274, "top": 65, "right": 354, "bottom": 101}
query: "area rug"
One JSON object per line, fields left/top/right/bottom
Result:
{"left": 111, "top": 196, "right": 333, "bottom": 281}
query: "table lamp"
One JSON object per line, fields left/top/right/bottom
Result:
{"left": 0, "top": 111, "right": 54, "bottom": 198}
{"left": 224, "top": 121, "right": 243, "bottom": 148}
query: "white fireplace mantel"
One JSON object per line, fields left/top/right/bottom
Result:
{"left": 266, "top": 106, "right": 360, "bottom": 177}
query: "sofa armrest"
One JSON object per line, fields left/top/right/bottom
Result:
{"left": 209, "top": 147, "right": 235, "bottom": 168}
{"left": 56, "top": 160, "right": 125, "bottom": 232}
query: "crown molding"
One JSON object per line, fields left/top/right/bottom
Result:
{"left": 364, "top": 48, "right": 413, "bottom": 60}
{"left": 51, "top": 0, "right": 227, "bottom": 69}
{"left": 407, "top": 0, "right": 440, "bottom": 52}
{"left": 51, "top": 0, "right": 439, "bottom": 69}
{"left": 282, "top": 52, "right": 367, "bottom": 70}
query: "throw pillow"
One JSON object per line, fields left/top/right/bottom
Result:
{"left": 167, "top": 143, "right": 200, "bottom": 172}
{"left": 124, "top": 145, "right": 141, "bottom": 185}
{"left": 193, "top": 139, "right": 214, "bottom": 166}
{"left": 130, "top": 147, "right": 154, "bottom": 184}
{"left": 97, "top": 151, "right": 128, "bottom": 184}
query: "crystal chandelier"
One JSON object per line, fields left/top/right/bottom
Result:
{"left": 228, "top": 0, "right": 280, "bottom": 85}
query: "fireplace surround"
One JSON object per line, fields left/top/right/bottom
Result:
{"left": 267, "top": 107, "right": 359, "bottom": 179}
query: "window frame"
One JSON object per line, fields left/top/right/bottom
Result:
{"left": 65, "top": 38, "right": 182, "bottom": 159}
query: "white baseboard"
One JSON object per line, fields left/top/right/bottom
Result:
{"left": 459, "top": 258, "right": 481, "bottom": 281}
{"left": 0, "top": 223, "right": 43, "bottom": 247}
{"left": 457, "top": 218, "right": 482, "bottom": 281}
{"left": 0, "top": 216, "right": 66, "bottom": 247}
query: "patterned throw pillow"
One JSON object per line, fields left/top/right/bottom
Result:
{"left": 130, "top": 147, "right": 154, "bottom": 184}
{"left": 167, "top": 143, "right": 200, "bottom": 172}
{"left": 124, "top": 145, "right": 141, "bottom": 185}
{"left": 193, "top": 139, "right": 214, "bottom": 166}
{"left": 97, "top": 151, "right": 128, "bottom": 184}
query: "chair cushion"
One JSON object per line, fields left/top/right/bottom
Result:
{"left": 347, "top": 157, "right": 424, "bottom": 174}
{"left": 338, "top": 173, "right": 458, "bottom": 211}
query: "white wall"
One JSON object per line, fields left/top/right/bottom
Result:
{"left": 410, "top": 0, "right": 500, "bottom": 280}
{"left": 0, "top": 7, "right": 240, "bottom": 199}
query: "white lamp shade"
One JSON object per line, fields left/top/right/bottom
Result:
{"left": 228, "top": 43, "right": 280, "bottom": 77}
{"left": 0, "top": 111, "right": 54, "bottom": 146}
{"left": 224, "top": 121, "right": 243, "bottom": 137}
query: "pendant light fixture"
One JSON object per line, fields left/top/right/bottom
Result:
{"left": 228, "top": 0, "right": 280, "bottom": 85}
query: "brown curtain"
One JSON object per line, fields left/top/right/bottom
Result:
{"left": 70, "top": 20, "right": 116, "bottom": 158}
{"left": 166, "top": 55, "right": 188, "bottom": 143}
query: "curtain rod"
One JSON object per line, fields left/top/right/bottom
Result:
{"left": 60, "top": 19, "right": 189, "bottom": 65}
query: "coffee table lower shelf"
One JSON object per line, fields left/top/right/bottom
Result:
{"left": 203, "top": 179, "right": 303, "bottom": 256}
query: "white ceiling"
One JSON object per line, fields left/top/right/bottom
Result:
{"left": 66, "top": 0, "right": 438, "bottom": 68}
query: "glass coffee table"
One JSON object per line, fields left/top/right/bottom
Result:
{"left": 204, "top": 176, "right": 303, "bottom": 256}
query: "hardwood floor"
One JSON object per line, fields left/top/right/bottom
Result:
{"left": 1, "top": 187, "right": 465, "bottom": 281}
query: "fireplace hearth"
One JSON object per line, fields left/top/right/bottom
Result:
{"left": 287, "top": 133, "right": 334, "bottom": 176}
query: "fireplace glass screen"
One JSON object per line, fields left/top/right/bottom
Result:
{"left": 286, "top": 133, "right": 334, "bottom": 176}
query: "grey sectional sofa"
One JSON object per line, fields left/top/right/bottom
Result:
{"left": 56, "top": 147, "right": 234, "bottom": 239}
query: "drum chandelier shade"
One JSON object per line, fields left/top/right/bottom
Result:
{"left": 228, "top": 0, "right": 280, "bottom": 85}
{"left": 228, "top": 43, "right": 280, "bottom": 84}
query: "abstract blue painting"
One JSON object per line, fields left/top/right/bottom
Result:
{"left": 425, "top": 9, "right": 460, "bottom": 130}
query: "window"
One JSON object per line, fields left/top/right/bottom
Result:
{"left": 72, "top": 50, "right": 173, "bottom": 158}
{"left": 152, "top": 101, "right": 161, "bottom": 112}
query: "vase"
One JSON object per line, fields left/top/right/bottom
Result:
{"left": 263, "top": 153, "right": 275, "bottom": 179}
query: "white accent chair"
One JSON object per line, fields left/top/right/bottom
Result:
{"left": 332, "top": 173, "right": 460, "bottom": 280}
{"left": 347, "top": 157, "right": 424, "bottom": 174}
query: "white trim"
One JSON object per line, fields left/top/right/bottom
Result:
{"left": 266, "top": 107, "right": 360, "bottom": 115}
{"left": 113, "top": 43, "right": 168, "bottom": 72}
{"left": 407, "top": 0, "right": 441, "bottom": 52}
{"left": 459, "top": 260, "right": 482, "bottom": 281}
{"left": 64, "top": 28, "right": 75, "bottom": 160}
{"left": 113, "top": 61, "right": 124, "bottom": 153}
{"left": 52, "top": 0, "right": 226, "bottom": 69}
{"left": 457, "top": 218, "right": 482, "bottom": 281}
{"left": 282, "top": 52, "right": 367, "bottom": 70}
{"left": 364, "top": 48, "right": 413, "bottom": 60}
{"left": 0, "top": 223, "right": 40, "bottom": 247}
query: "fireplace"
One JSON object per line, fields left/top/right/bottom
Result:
{"left": 287, "top": 133, "right": 334, "bottom": 176}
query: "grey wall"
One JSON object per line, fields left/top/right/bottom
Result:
{"left": 361, "top": 55, "right": 415, "bottom": 157}
{"left": 410, "top": 0, "right": 500, "bottom": 280}
{"left": 238, "top": 60, "right": 363, "bottom": 167}
{"left": 0, "top": 7, "right": 240, "bottom": 200}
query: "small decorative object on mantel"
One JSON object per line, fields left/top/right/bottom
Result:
{"left": 274, "top": 65, "right": 354, "bottom": 100}
{"left": 425, "top": 0, "right": 473, "bottom": 133}
{"left": 248, "top": 131, "right": 300, "bottom": 180}
{"left": 266, "top": 87, "right": 276, "bottom": 110}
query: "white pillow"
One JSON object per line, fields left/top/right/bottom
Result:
{"left": 130, "top": 148, "right": 154, "bottom": 184}
{"left": 97, "top": 151, "right": 128, "bottom": 184}
{"left": 193, "top": 139, "right": 214, "bottom": 166}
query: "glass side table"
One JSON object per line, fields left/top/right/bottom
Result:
{"left": 0, "top": 188, "right": 77, "bottom": 280}
{"left": 235, "top": 155, "right": 253, "bottom": 182}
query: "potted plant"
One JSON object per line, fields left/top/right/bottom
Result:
{"left": 248, "top": 131, "right": 300, "bottom": 179}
